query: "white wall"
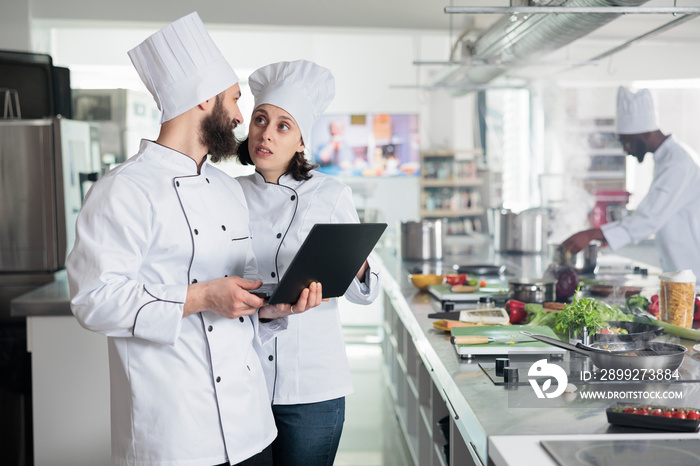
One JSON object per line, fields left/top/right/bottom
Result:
{"left": 0, "top": 0, "right": 30, "bottom": 51}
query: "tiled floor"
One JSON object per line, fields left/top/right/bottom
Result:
{"left": 335, "top": 329, "right": 385, "bottom": 466}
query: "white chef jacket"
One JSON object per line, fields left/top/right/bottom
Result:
{"left": 67, "top": 140, "right": 285, "bottom": 466}
{"left": 602, "top": 136, "right": 700, "bottom": 282}
{"left": 238, "top": 170, "right": 381, "bottom": 405}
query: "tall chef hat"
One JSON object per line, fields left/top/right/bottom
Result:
{"left": 248, "top": 60, "right": 335, "bottom": 146}
{"left": 616, "top": 86, "right": 659, "bottom": 135}
{"left": 128, "top": 11, "right": 238, "bottom": 123}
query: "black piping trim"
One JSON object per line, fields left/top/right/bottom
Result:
{"left": 271, "top": 337, "right": 278, "bottom": 404}
{"left": 254, "top": 170, "right": 298, "bottom": 402}
{"left": 132, "top": 285, "right": 185, "bottom": 336}
{"left": 172, "top": 174, "right": 200, "bottom": 291}
{"left": 255, "top": 171, "right": 299, "bottom": 287}
{"left": 231, "top": 236, "right": 249, "bottom": 241}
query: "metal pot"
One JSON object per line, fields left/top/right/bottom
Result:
{"left": 491, "top": 207, "right": 549, "bottom": 254}
{"left": 400, "top": 220, "right": 444, "bottom": 260}
{"left": 550, "top": 241, "right": 600, "bottom": 275}
{"left": 524, "top": 333, "right": 686, "bottom": 372}
{"left": 508, "top": 278, "right": 556, "bottom": 303}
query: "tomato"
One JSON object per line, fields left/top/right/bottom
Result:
{"left": 648, "top": 301, "right": 659, "bottom": 316}
{"left": 687, "top": 411, "right": 700, "bottom": 420}
{"left": 662, "top": 411, "right": 673, "bottom": 418}
{"left": 651, "top": 408, "right": 663, "bottom": 416}
{"left": 506, "top": 300, "right": 527, "bottom": 324}
{"left": 651, "top": 294, "right": 659, "bottom": 304}
{"left": 599, "top": 328, "right": 613, "bottom": 335}
{"left": 479, "top": 279, "right": 487, "bottom": 288}
{"left": 624, "top": 407, "right": 635, "bottom": 414}
{"left": 444, "top": 274, "right": 468, "bottom": 286}
{"left": 673, "top": 411, "right": 687, "bottom": 419}
{"left": 636, "top": 408, "right": 649, "bottom": 415}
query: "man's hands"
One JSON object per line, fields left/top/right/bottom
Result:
{"left": 184, "top": 278, "right": 325, "bottom": 321}
{"left": 184, "top": 276, "right": 266, "bottom": 319}
{"left": 258, "top": 282, "right": 324, "bottom": 320}
{"left": 561, "top": 228, "right": 607, "bottom": 254}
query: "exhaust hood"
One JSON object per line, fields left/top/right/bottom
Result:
{"left": 431, "top": 0, "right": 670, "bottom": 94}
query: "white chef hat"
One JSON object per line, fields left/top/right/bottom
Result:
{"left": 248, "top": 60, "right": 335, "bottom": 146}
{"left": 616, "top": 86, "right": 659, "bottom": 135}
{"left": 128, "top": 12, "right": 238, "bottom": 123}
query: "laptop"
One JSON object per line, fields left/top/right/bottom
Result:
{"left": 251, "top": 223, "right": 387, "bottom": 305}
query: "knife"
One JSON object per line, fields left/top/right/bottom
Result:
{"left": 450, "top": 335, "right": 534, "bottom": 345}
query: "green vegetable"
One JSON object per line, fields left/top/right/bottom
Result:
{"left": 554, "top": 285, "right": 607, "bottom": 337}
{"left": 633, "top": 315, "right": 700, "bottom": 341}
{"left": 524, "top": 303, "right": 543, "bottom": 313}
{"left": 626, "top": 294, "right": 651, "bottom": 315}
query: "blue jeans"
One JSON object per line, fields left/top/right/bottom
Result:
{"left": 271, "top": 397, "right": 345, "bottom": 466}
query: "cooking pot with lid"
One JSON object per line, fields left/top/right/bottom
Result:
{"left": 508, "top": 278, "right": 557, "bottom": 303}
{"left": 400, "top": 220, "right": 445, "bottom": 260}
{"left": 490, "top": 207, "right": 550, "bottom": 254}
{"left": 550, "top": 240, "right": 600, "bottom": 275}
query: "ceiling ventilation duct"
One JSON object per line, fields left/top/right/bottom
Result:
{"left": 434, "top": 0, "right": 650, "bottom": 94}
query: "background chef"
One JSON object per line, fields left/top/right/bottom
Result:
{"left": 562, "top": 86, "right": 700, "bottom": 283}
{"left": 67, "top": 12, "right": 321, "bottom": 466}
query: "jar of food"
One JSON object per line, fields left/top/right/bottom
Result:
{"left": 477, "top": 296, "right": 495, "bottom": 309}
{"left": 659, "top": 270, "right": 696, "bottom": 329}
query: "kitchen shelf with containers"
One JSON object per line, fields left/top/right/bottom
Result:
{"left": 420, "top": 149, "right": 484, "bottom": 235}
{"left": 570, "top": 119, "right": 626, "bottom": 192}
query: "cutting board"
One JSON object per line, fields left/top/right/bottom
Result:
{"left": 451, "top": 325, "right": 566, "bottom": 357}
{"left": 428, "top": 283, "right": 508, "bottom": 302}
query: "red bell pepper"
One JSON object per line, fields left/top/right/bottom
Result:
{"left": 505, "top": 299, "right": 527, "bottom": 324}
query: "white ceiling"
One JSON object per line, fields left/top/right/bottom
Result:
{"left": 29, "top": 0, "right": 700, "bottom": 86}
{"left": 29, "top": 0, "right": 699, "bottom": 38}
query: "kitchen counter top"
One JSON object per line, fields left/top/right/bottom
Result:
{"left": 10, "top": 270, "right": 71, "bottom": 317}
{"left": 377, "top": 235, "right": 700, "bottom": 466}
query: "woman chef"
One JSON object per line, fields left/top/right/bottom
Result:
{"left": 67, "top": 13, "right": 321, "bottom": 466}
{"left": 562, "top": 86, "right": 700, "bottom": 282}
{"left": 235, "top": 60, "right": 381, "bottom": 466}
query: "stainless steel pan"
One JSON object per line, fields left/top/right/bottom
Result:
{"left": 521, "top": 331, "right": 686, "bottom": 371}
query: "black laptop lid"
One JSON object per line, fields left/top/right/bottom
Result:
{"left": 265, "top": 223, "right": 387, "bottom": 305}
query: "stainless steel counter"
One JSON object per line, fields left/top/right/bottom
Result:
{"left": 10, "top": 270, "right": 71, "bottom": 317}
{"left": 377, "top": 236, "right": 700, "bottom": 465}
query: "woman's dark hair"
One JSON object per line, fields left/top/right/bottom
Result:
{"left": 236, "top": 136, "right": 317, "bottom": 181}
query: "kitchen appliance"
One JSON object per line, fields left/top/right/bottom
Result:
{"left": 508, "top": 278, "right": 557, "bottom": 303}
{"left": 400, "top": 219, "right": 444, "bottom": 260}
{"left": 550, "top": 241, "right": 600, "bottom": 275}
{"left": 491, "top": 207, "right": 550, "bottom": 254}
{"left": 0, "top": 49, "right": 72, "bottom": 119}
{"left": 0, "top": 119, "right": 100, "bottom": 274}
{"left": 0, "top": 117, "right": 101, "bottom": 319}
{"left": 592, "top": 190, "right": 630, "bottom": 228}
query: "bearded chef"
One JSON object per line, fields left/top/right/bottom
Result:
{"left": 562, "top": 86, "right": 700, "bottom": 283}
{"left": 66, "top": 12, "right": 321, "bottom": 466}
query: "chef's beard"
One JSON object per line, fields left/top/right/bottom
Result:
{"left": 630, "top": 138, "right": 648, "bottom": 163}
{"left": 200, "top": 95, "right": 238, "bottom": 163}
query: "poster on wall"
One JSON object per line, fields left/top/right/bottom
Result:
{"left": 310, "top": 113, "right": 420, "bottom": 177}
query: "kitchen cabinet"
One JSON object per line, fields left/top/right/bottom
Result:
{"left": 420, "top": 149, "right": 485, "bottom": 236}
{"left": 382, "top": 277, "right": 481, "bottom": 466}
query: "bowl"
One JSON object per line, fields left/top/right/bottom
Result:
{"left": 409, "top": 274, "right": 444, "bottom": 291}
